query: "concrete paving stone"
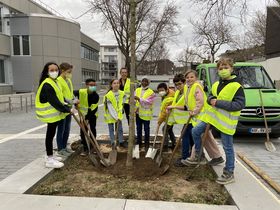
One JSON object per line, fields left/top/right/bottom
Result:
{"left": 0, "top": 193, "right": 126, "bottom": 210}
{"left": 125, "top": 200, "right": 238, "bottom": 210}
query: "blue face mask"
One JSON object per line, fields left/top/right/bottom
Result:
{"left": 89, "top": 86, "right": 97, "bottom": 92}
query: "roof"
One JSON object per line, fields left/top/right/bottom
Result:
{"left": 197, "top": 62, "right": 263, "bottom": 68}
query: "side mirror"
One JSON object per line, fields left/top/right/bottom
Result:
{"left": 204, "top": 85, "right": 208, "bottom": 93}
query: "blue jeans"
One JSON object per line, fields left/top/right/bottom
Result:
{"left": 192, "top": 121, "right": 235, "bottom": 173}
{"left": 56, "top": 114, "right": 71, "bottom": 151}
{"left": 181, "top": 124, "right": 194, "bottom": 159}
{"left": 136, "top": 114, "right": 150, "bottom": 145}
{"left": 108, "top": 122, "right": 123, "bottom": 145}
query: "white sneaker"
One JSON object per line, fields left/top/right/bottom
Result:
{"left": 45, "top": 155, "right": 63, "bottom": 162}
{"left": 45, "top": 157, "right": 64, "bottom": 168}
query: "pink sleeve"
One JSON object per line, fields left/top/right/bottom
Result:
{"left": 140, "top": 93, "right": 156, "bottom": 106}
{"left": 192, "top": 87, "right": 204, "bottom": 115}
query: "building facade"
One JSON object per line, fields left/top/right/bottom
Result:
{"left": 0, "top": 0, "right": 100, "bottom": 94}
{"left": 99, "top": 45, "right": 125, "bottom": 85}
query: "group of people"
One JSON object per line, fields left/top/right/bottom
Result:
{"left": 35, "top": 57, "right": 245, "bottom": 185}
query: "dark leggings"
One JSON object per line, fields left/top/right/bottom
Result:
{"left": 45, "top": 121, "right": 60, "bottom": 156}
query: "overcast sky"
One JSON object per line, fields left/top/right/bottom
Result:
{"left": 40, "top": 0, "right": 268, "bottom": 62}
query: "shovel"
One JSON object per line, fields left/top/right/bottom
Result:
{"left": 108, "top": 120, "right": 119, "bottom": 165}
{"left": 145, "top": 124, "right": 160, "bottom": 159}
{"left": 133, "top": 144, "right": 140, "bottom": 159}
{"left": 161, "top": 116, "right": 192, "bottom": 175}
{"left": 259, "top": 90, "right": 276, "bottom": 152}
{"left": 72, "top": 113, "right": 100, "bottom": 167}
{"left": 156, "top": 112, "right": 170, "bottom": 167}
{"left": 185, "top": 124, "right": 211, "bottom": 181}
{"left": 77, "top": 109, "right": 110, "bottom": 167}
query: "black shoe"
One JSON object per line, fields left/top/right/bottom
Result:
{"left": 168, "top": 143, "right": 175, "bottom": 150}
{"left": 162, "top": 145, "right": 169, "bottom": 152}
{"left": 119, "top": 141, "right": 128, "bottom": 148}
{"left": 173, "top": 158, "right": 185, "bottom": 167}
{"left": 208, "top": 157, "right": 224, "bottom": 166}
{"left": 145, "top": 143, "right": 150, "bottom": 152}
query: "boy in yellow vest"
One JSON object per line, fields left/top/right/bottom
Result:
{"left": 119, "top": 67, "right": 130, "bottom": 124}
{"left": 74, "top": 79, "right": 99, "bottom": 156}
{"left": 186, "top": 58, "right": 245, "bottom": 185}
{"left": 166, "top": 74, "right": 193, "bottom": 167}
{"left": 157, "top": 83, "right": 176, "bottom": 150}
{"left": 135, "top": 77, "right": 156, "bottom": 150}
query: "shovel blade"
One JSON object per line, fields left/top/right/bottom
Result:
{"left": 150, "top": 149, "right": 158, "bottom": 159}
{"left": 89, "top": 153, "right": 100, "bottom": 168}
{"left": 108, "top": 150, "right": 117, "bottom": 165}
{"left": 145, "top": 147, "right": 153, "bottom": 158}
{"left": 100, "top": 159, "right": 111, "bottom": 167}
{"left": 265, "top": 141, "right": 276, "bottom": 152}
{"left": 156, "top": 155, "right": 162, "bottom": 167}
{"left": 133, "top": 144, "right": 140, "bottom": 159}
{"left": 161, "top": 165, "right": 170, "bottom": 175}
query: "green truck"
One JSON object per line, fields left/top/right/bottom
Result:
{"left": 196, "top": 62, "right": 280, "bottom": 137}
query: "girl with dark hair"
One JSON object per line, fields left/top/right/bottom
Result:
{"left": 35, "top": 62, "right": 71, "bottom": 168}
{"left": 103, "top": 79, "right": 126, "bottom": 147}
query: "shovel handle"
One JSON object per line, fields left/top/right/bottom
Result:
{"left": 259, "top": 90, "right": 270, "bottom": 142}
{"left": 159, "top": 112, "right": 170, "bottom": 156}
{"left": 152, "top": 124, "right": 160, "bottom": 148}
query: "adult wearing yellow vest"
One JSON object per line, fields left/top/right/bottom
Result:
{"left": 35, "top": 62, "right": 71, "bottom": 168}
{"left": 56, "top": 63, "right": 74, "bottom": 157}
{"left": 104, "top": 79, "right": 127, "bottom": 147}
{"left": 157, "top": 83, "right": 176, "bottom": 150}
{"left": 135, "top": 77, "right": 156, "bottom": 150}
{"left": 166, "top": 74, "right": 193, "bottom": 166}
{"left": 187, "top": 58, "right": 245, "bottom": 185}
{"left": 119, "top": 67, "right": 130, "bottom": 124}
{"left": 74, "top": 79, "right": 99, "bottom": 155}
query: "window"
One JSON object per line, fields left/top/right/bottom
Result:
{"left": 0, "top": 60, "right": 4, "bottom": 83}
{"left": 12, "top": 35, "right": 30, "bottom": 56}
{"left": 0, "top": 8, "right": 2, "bottom": 33}
{"left": 82, "top": 68, "right": 99, "bottom": 82}
{"left": 81, "top": 44, "right": 99, "bottom": 62}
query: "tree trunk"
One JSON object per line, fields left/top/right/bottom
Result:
{"left": 126, "top": 0, "right": 137, "bottom": 167}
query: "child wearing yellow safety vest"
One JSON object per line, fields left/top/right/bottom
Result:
{"left": 74, "top": 79, "right": 99, "bottom": 155}
{"left": 134, "top": 77, "right": 156, "bottom": 150}
{"left": 157, "top": 83, "right": 176, "bottom": 150}
{"left": 56, "top": 62, "right": 74, "bottom": 157}
{"left": 104, "top": 79, "right": 127, "bottom": 148}
{"left": 186, "top": 58, "right": 245, "bottom": 185}
{"left": 35, "top": 62, "right": 71, "bottom": 169}
{"left": 166, "top": 74, "right": 193, "bottom": 167}
{"left": 177, "top": 70, "right": 224, "bottom": 166}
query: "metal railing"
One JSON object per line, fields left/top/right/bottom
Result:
{"left": 0, "top": 93, "right": 35, "bottom": 113}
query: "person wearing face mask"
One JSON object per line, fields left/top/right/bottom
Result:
{"left": 74, "top": 79, "right": 99, "bottom": 156}
{"left": 157, "top": 83, "right": 175, "bottom": 150}
{"left": 186, "top": 57, "right": 245, "bottom": 185}
{"left": 35, "top": 62, "right": 72, "bottom": 168}
{"left": 56, "top": 62, "right": 74, "bottom": 157}
{"left": 134, "top": 76, "right": 156, "bottom": 151}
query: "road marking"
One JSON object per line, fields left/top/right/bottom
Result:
{"left": 0, "top": 104, "right": 104, "bottom": 144}
{"left": 237, "top": 159, "right": 280, "bottom": 203}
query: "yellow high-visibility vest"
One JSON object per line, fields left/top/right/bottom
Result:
{"left": 35, "top": 78, "right": 65, "bottom": 123}
{"left": 79, "top": 89, "right": 99, "bottom": 117}
{"left": 135, "top": 87, "right": 154, "bottom": 121}
{"left": 205, "top": 81, "right": 241, "bottom": 135}
{"left": 123, "top": 78, "right": 130, "bottom": 104}
{"left": 57, "top": 76, "right": 74, "bottom": 117}
{"left": 168, "top": 85, "right": 189, "bottom": 125}
{"left": 103, "top": 90, "right": 124, "bottom": 123}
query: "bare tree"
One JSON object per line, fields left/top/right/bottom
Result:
{"left": 190, "top": 14, "right": 233, "bottom": 62}
{"left": 177, "top": 46, "right": 205, "bottom": 66}
{"left": 247, "top": 11, "right": 266, "bottom": 46}
{"left": 88, "top": 0, "right": 178, "bottom": 70}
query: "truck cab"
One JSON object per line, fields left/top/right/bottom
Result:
{"left": 196, "top": 62, "right": 280, "bottom": 137}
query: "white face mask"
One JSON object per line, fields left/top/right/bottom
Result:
{"left": 49, "top": 71, "right": 58, "bottom": 79}
{"left": 158, "top": 91, "right": 166, "bottom": 97}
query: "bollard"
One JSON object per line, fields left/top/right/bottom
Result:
{"left": 25, "top": 97, "right": 28, "bottom": 113}
{"left": 8, "top": 97, "right": 12, "bottom": 113}
{"left": 20, "top": 95, "right": 23, "bottom": 110}
{"left": 30, "top": 94, "right": 33, "bottom": 108}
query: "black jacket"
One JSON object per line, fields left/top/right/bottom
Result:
{"left": 207, "top": 75, "right": 246, "bottom": 112}
{"left": 39, "top": 83, "right": 71, "bottom": 113}
{"left": 74, "top": 90, "right": 99, "bottom": 119}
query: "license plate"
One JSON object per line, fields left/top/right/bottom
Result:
{"left": 249, "top": 128, "right": 271, "bottom": 133}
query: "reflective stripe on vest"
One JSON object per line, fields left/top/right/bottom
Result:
{"left": 205, "top": 81, "right": 241, "bottom": 135}
{"left": 135, "top": 87, "right": 154, "bottom": 121}
{"left": 79, "top": 89, "right": 98, "bottom": 116}
{"left": 124, "top": 78, "right": 130, "bottom": 104}
{"left": 168, "top": 85, "right": 189, "bottom": 125}
{"left": 35, "top": 78, "right": 65, "bottom": 123}
{"left": 103, "top": 90, "right": 124, "bottom": 123}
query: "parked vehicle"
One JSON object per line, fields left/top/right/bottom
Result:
{"left": 196, "top": 62, "right": 280, "bottom": 137}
